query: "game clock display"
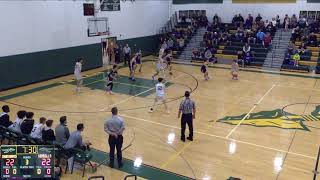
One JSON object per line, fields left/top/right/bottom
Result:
{"left": 1, "top": 145, "right": 55, "bottom": 178}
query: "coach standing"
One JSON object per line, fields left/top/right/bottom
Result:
{"left": 104, "top": 107, "right": 125, "bottom": 168}
{"left": 123, "top": 44, "right": 131, "bottom": 66}
{"left": 178, "top": 91, "right": 196, "bottom": 142}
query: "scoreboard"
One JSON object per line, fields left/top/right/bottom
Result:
{"left": 1, "top": 145, "right": 55, "bottom": 179}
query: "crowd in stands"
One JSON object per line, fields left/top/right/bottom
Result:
{"left": 192, "top": 13, "right": 278, "bottom": 65}
{"left": 159, "top": 13, "right": 208, "bottom": 56}
{"left": 283, "top": 14, "right": 320, "bottom": 67}
{"left": 0, "top": 105, "right": 92, "bottom": 179}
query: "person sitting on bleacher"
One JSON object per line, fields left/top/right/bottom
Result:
{"left": 243, "top": 43, "right": 251, "bottom": 56}
{"left": 298, "top": 42, "right": 309, "bottom": 55}
{"left": 234, "top": 28, "right": 245, "bottom": 43}
{"left": 220, "top": 33, "right": 230, "bottom": 46}
{"left": 287, "top": 41, "right": 296, "bottom": 55}
{"left": 291, "top": 27, "right": 301, "bottom": 42}
{"left": 256, "top": 29, "right": 266, "bottom": 44}
{"left": 292, "top": 52, "right": 300, "bottom": 66}
{"left": 246, "top": 29, "right": 256, "bottom": 44}
{"left": 283, "top": 52, "right": 292, "bottom": 65}
{"left": 265, "top": 22, "right": 276, "bottom": 37}
{"left": 0, "top": 105, "right": 13, "bottom": 128}
{"left": 42, "top": 120, "right": 56, "bottom": 143}
{"left": 212, "top": 32, "right": 220, "bottom": 45}
{"left": 308, "top": 32, "right": 318, "bottom": 47}
{"left": 244, "top": 52, "right": 252, "bottom": 66}
{"left": 9, "top": 110, "right": 26, "bottom": 133}
{"left": 30, "top": 117, "right": 46, "bottom": 140}
{"left": 244, "top": 15, "right": 253, "bottom": 29}
{"left": 232, "top": 15, "right": 238, "bottom": 27}
{"left": 255, "top": 14, "right": 262, "bottom": 23}
{"left": 298, "top": 17, "right": 307, "bottom": 29}
{"left": 263, "top": 33, "right": 272, "bottom": 49}
{"left": 20, "top": 112, "right": 35, "bottom": 135}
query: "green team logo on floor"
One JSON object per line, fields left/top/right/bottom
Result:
{"left": 218, "top": 105, "right": 320, "bottom": 131}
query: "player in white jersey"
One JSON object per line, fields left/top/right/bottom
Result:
{"left": 149, "top": 78, "right": 169, "bottom": 113}
{"left": 152, "top": 54, "right": 166, "bottom": 80}
{"left": 30, "top": 117, "right": 46, "bottom": 139}
{"left": 74, "top": 58, "right": 84, "bottom": 93}
{"left": 129, "top": 54, "right": 137, "bottom": 81}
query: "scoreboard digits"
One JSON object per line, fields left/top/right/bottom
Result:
{"left": 1, "top": 145, "right": 55, "bottom": 178}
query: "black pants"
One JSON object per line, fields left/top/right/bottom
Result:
{"left": 124, "top": 54, "right": 130, "bottom": 65}
{"left": 106, "top": 82, "right": 113, "bottom": 91}
{"left": 108, "top": 135, "right": 123, "bottom": 165}
{"left": 181, "top": 113, "right": 193, "bottom": 139}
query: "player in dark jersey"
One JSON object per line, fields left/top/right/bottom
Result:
{"left": 164, "top": 50, "right": 173, "bottom": 75}
{"left": 136, "top": 50, "right": 142, "bottom": 72}
{"left": 105, "top": 65, "right": 118, "bottom": 94}
{"left": 201, "top": 60, "right": 209, "bottom": 81}
{"left": 129, "top": 54, "right": 137, "bottom": 81}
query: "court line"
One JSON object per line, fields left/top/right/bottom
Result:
{"left": 225, "top": 84, "right": 276, "bottom": 139}
{"left": 99, "top": 74, "right": 185, "bottom": 111}
{"left": 119, "top": 114, "right": 316, "bottom": 160}
{"left": 83, "top": 76, "right": 150, "bottom": 89}
{"left": 160, "top": 142, "right": 193, "bottom": 168}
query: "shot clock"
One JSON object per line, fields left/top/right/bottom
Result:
{"left": 1, "top": 145, "right": 55, "bottom": 178}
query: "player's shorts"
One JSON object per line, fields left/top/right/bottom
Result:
{"left": 136, "top": 59, "right": 141, "bottom": 64}
{"left": 74, "top": 73, "right": 82, "bottom": 80}
{"left": 155, "top": 95, "right": 166, "bottom": 101}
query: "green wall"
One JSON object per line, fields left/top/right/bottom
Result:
{"left": 0, "top": 34, "right": 160, "bottom": 91}
{"left": 117, "top": 34, "right": 161, "bottom": 55}
{"left": 0, "top": 44, "right": 102, "bottom": 91}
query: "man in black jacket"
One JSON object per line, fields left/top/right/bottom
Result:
{"left": 0, "top": 105, "right": 12, "bottom": 127}
{"left": 20, "top": 112, "right": 35, "bottom": 135}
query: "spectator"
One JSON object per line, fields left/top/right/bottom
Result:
{"left": 276, "top": 15, "right": 281, "bottom": 28}
{"left": 178, "top": 38, "right": 185, "bottom": 50}
{"left": 243, "top": 43, "right": 251, "bottom": 55}
{"left": 55, "top": 116, "right": 70, "bottom": 145}
{"left": 255, "top": 14, "right": 262, "bottom": 23}
{"left": 308, "top": 32, "right": 318, "bottom": 47}
{"left": 298, "top": 17, "right": 307, "bottom": 29}
{"left": 20, "top": 112, "right": 35, "bottom": 135}
{"left": 30, "top": 117, "right": 46, "bottom": 139}
{"left": 244, "top": 52, "right": 252, "bottom": 66}
{"left": 167, "top": 38, "right": 174, "bottom": 50}
{"left": 0, "top": 105, "right": 12, "bottom": 128}
{"left": 42, "top": 120, "right": 56, "bottom": 142}
{"left": 291, "top": 14, "right": 298, "bottom": 28}
{"left": 192, "top": 48, "right": 200, "bottom": 59}
{"left": 292, "top": 52, "right": 300, "bottom": 66}
{"left": 299, "top": 42, "right": 308, "bottom": 55}
{"left": 271, "top": 18, "right": 277, "bottom": 27}
{"left": 213, "top": 13, "right": 220, "bottom": 24}
{"left": 284, "top": 14, "right": 290, "bottom": 31}
{"left": 9, "top": 110, "right": 26, "bottom": 133}
{"left": 291, "top": 27, "right": 301, "bottom": 42}
{"left": 244, "top": 15, "right": 253, "bottom": 29}
{"left": 212, "top": 32, "right": 220, "bottom": 45}
{"left": 64, "top": 123, "right": 91, "bottom": 150}
{"left": 256, "top": 29, "right": 266, "bottom": 43}
{"left": 263, "top": 33, "right": 272, "bottom": 49}
{"left": 232, "top": 14, "right": 238, "bottom": 26}
{"left": 284, "top": 52, "right": 293, "bottom": 65}
{"left": 238, "top": 14, "right": 244, "bottom": 26}
{"left": 246, "top": 29, "right": 256, "bottom": 44}
{"left": 287, "top": 41, "right": 296, "bottom": 55}
{"left": 220, "top": 33, "right": 230, "bottom": 45}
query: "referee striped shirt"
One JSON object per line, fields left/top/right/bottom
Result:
{"left": 179, "top": 98, "right": 195, "bottom": 114}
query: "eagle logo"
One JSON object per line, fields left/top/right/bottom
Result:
{"left": 218, "top": 105, "right": 320, "bottom": 131}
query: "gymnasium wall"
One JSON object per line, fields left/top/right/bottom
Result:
{"left": 0, "top": 0, "right": 169, "bottom": 90}
{"left": 171, "top": 0, "right": 319, "bottom": 23}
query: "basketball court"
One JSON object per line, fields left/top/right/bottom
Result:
{"left": 1, "top": 59, "right": 320, "bottom": 179}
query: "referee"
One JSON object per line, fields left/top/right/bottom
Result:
{"left": 104, "top": 107, "right": 125, "bottom": 168}
{"left": 178, "top": 91, "right": 196, "bottom": 142}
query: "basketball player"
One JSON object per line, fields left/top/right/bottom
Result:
{"left": 136, "top": 50, "right": 142, "bottom": 72}
{"left": 152, "top": 54, "right": 165, "bottom": 80}
{"left": 129, "top": 54, "right": 137, "bottom": 81}
{"left": 30, "top": 117, "right": 46, "bottom": 139}
{"left": 164, "top": 50, "right": 173, "bottom": 75}
{"left": 149, "top": 78, "right": 169, "bottom": 113}
{"left": 201, "top": 60, "right": 209, "bottom": 81}
{"left": 105, "top": 65, "right": 118, "bottom": 95}
{"left": 74, "top": 58, "right": 84, "bottom": 93}
{"left": 231, "top": 60, "right": 239, "bottom": 80}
